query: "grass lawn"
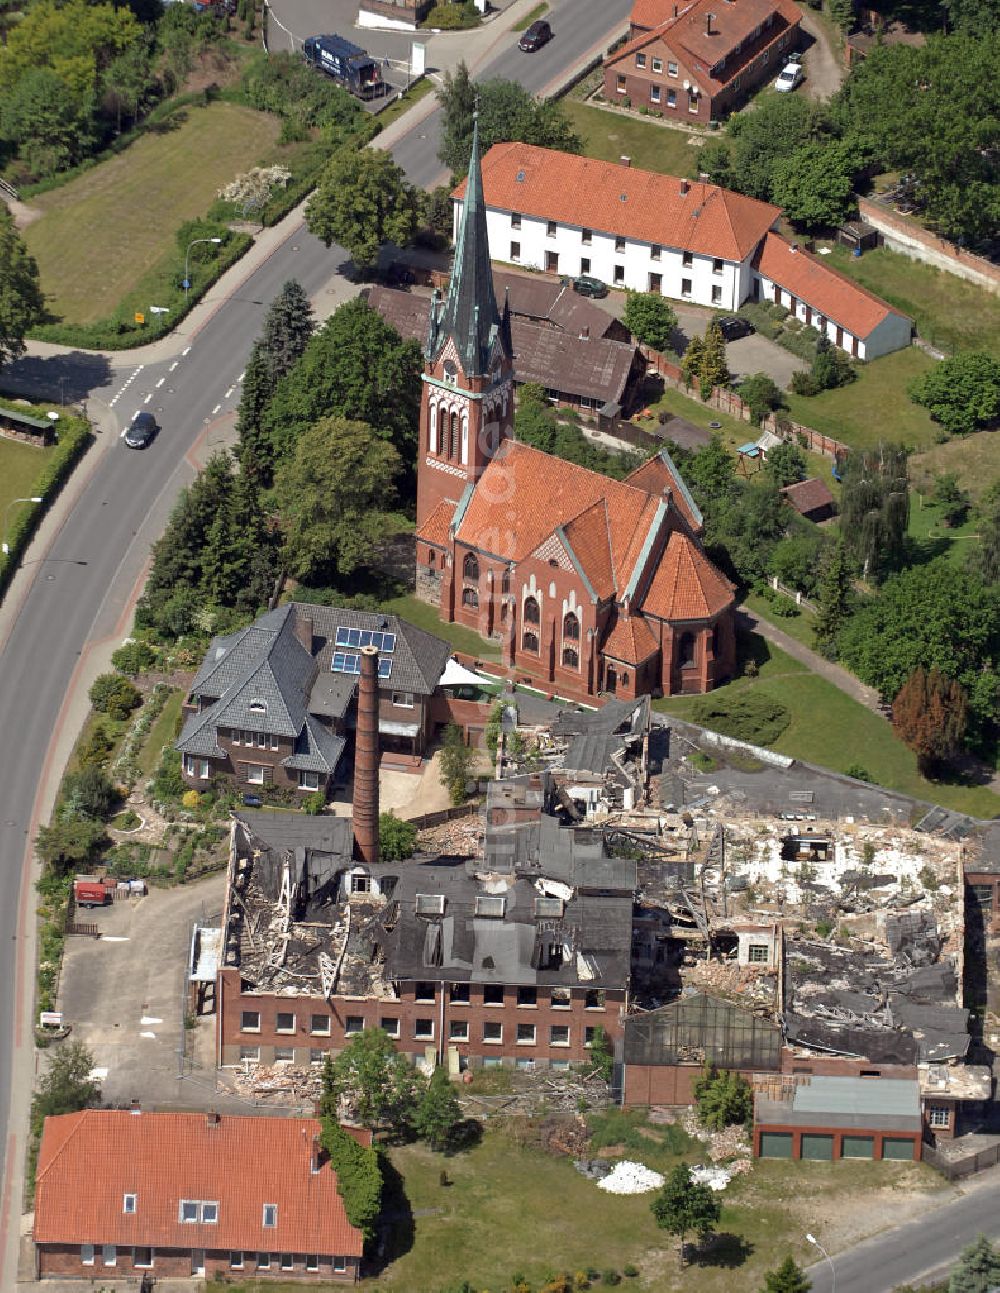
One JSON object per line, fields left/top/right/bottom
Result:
{"left": 911, "top": 430, "right": 1000, "bottom": 501}
{"left": 782, "top": 347, "right": 940, "bottom": 452}
{"left": 906, "top": 491, "right": 981, "bottom": 568}
{"left": 136, "top": 687, "right": 184, "bottom": 781}
{"left": 820, "top": 243, "right": 1000, "bottom": 357}
{"left": 561, "top": 99, "right": 704, "bottom": 179}
{"left": 655, "top": 633, "right": 1000, "bottom": 817}
{"left": 219, "top": 1123, "right": 938, "bottom": 1293}
{"left": 23, "top": 102, "right": 280, "bottom": 325}
{"left": 742, "top": 590, "right": 819, "bottom": 650}
{"left": 383, "top": 593, "right": 501, "bottom": 659}
{"left": 0, "top": 436, "right": 53, "bottom": 541}
{"left": 513, "top": 1, "right": 549, "bottom": 30}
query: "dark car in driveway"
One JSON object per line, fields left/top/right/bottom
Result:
{"left": 572, "top": 274, "right": 608, "bottom": 299}
{"left": 124, "top": 411, "right": 158, "bottom": 449}
{"left": 717, "top": 315, "right": 755, "bottom": 341}
{"left": 518, "top": 19, "right": 552, "bottom": 51}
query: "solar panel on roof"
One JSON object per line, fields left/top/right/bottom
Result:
{"left": 378, "top": 632, "right": 396, "bottom": 653}
{"left": 331, "top": 652, "right": 361, "bottom": 674}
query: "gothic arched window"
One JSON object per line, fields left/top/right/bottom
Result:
{"left": 563, "top": 612, "right": 580, "bottom": 641}
{"left": 524, "top": 596, "right": 540, "bottom": 625}
{"left": 562, "top": 646, "right": 579, "bottom": 669}
{"left": 678, "top": 632, "right": 696, "bottom": 668}
{"left": 463, "top": 552, "right": 479, "bottom": 582}
{"left": 522, "top": 630, "right": 539, "bottom": 653}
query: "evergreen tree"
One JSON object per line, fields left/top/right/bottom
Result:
{"left": 260, "top": 278, "right": 315, "bottom": 376}
{"left": 439, "top": 723, "right": 474, "bottom": 806}
{"left": 812, "top": 540, "right": 852, "bottom": 655}
{"left": 414, "top": 1066, "right": 462, "bottom": 1151}
{"left": 969, "top": 490, "right": 1000, "bottom": 585}
{"left": 651, "top": 1164, "right": 721, "bottom": 1266}
{"left": 892, "top": 666, "right": 969, "bottom": 776}
{"left": 681, "top": 333, "right": 704, "bottom": 387}
{"left": 839, "top": 443, "right": 909, "bottom": 580}
{"left": 236, "top": 339, "right": 279, "bottom": 481}
{"left": 950, "top": 1235, "right": 1000, "bottom": 1293}
{"left": 762, "top": 1255, "right": 811, "bottom": 1293}
{"left": 699, "top": 320, "right": 730, "bottom": 396}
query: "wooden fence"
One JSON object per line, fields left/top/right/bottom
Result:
{"left": 407, "top": 802, "right": 480, "bottom": 831}
{"left": 923, "top": 1139, "right": 1000, "bottom": 1181}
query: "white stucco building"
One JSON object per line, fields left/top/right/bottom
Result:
{"left": 454, "top": 144, "right": 912, "bottom": 360}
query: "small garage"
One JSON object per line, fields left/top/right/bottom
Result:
{"left": 754, "top": 1075, "right": 923, "bottom": 1163}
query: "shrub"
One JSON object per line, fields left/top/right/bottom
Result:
{"left": 62, "top": 766, "right": 119, "bottom": 821}
{"left": 76, "top": 722, "right": 114, "bottom": 769}
{"left": 425, "top": 0, "right": 481, "bottom": 27}
{"left": 111, "top": 640, "right": 156, "bottom": 675}
{"left": 623, "top": 1266, "right": 640, "bottom": 1278}
{"left": 602, "top": 1273, "right": 622, "bottom": 1287}
{"left": 182, "top": 789, "right": 201, "bottom": 810}
{"left": 844, "top": 763, "right": 873, "bottom": 782}
{"left": 379, "top": 811, "right": 418, "bottom": 860}
{"left": 318, "top": 1119, "right": 383, "bottom": 1241}
{"left": 302, "top": 789, "right": 327, "bottom": 815}
{"left": 152, "top": 747, "right": 186, "bottom": 802}
{"left": 89, "top": 674, "right": 141, "bottom": 721}
{"left": 691, "top": 692, "right": 791, "bottom": 746}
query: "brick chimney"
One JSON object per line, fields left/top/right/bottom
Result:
{"left": 706, "top": 10, "right": 714, "bottom": 33}
{"left": 293, "top": 609, "right": 313, "bottom": 652}
{"left": 680, "top": 178, "right": 690, "bottom": 196}
{"left": 620, "top": 155, "right": 631, "bottom": 167}
{"left": 353, "top": 645, "right": 379, "bottom": 865}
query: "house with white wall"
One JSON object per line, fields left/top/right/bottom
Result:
{"left": 454, "top": 144, "right": 912, "bottom": 360}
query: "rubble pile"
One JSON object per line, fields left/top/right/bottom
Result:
{"left": 597, "top": 1161, "right": 665, "bottom": 1194}
{"left": 415, "top": 817, "right": 482, "bottom": 857}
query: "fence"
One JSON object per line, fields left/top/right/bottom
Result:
{"left": 406, "top": 802, "right": 480, "bottom": 831}
{"left": 923, "top": 1139, "right": 1000, "bottom": 1181}
{"left": 638, "top": 346, "right": 851, "bottom": 463}
{"left": 858, "top": 197, "right": 1000, "bottom": 296}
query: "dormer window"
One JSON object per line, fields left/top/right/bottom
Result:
{"left": 123, "top": 1193, "right": 137, "bottom": 1214}
{"left": 443, "top": 360, "right": 457, "bottom": 387}
{"left": 248, "top": 700, "right": 266, "bottom": 715}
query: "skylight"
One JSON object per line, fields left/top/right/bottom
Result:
{"left": 475, "top": 895, "right": 506, "bottom": 918}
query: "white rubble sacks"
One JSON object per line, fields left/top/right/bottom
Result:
{"left": 597, "top": 1161, "right": 665, "bottom": 1194}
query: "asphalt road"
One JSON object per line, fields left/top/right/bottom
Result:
{"left": 805, "top": 1165, "right": 1000, "bottom": 1293}
{"left": 0, "top": 0, "right": 631, "bottom": 1232}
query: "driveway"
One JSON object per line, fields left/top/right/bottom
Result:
{"left": 797, "top": 5, "right": 846, "bottom": 101}
{"left": 726, "top": 331, "right": 806, "bottom": 386}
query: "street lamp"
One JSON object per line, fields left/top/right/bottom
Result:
{"left": 2, "top": 496, "right": 44, "bottom": 555}
{"left": 183, "top": 237, "right": 223, "bottom": 301}
{"left": 806, "top": 1233, "right": 836, "bottom": 1293}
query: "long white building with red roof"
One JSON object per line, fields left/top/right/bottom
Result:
{"left": 457, "top": 143, "right": 912, "bottom": 360}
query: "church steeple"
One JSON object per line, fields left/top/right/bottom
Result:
{"left": 431, "top": 113, "right": 509, "bottom": 377}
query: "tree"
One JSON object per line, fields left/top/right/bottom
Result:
{"left": 650, "top": 1163, "right": 722, "bottom": 1266}
{"left": 765, "top": 442, "right": 807, "bottom": 487}
{"left": 322, "top": 1029, "right": 422, "bottom": 1134}
{"left": 261, "top": 297, "right": 422, "bottom": 484}
{"left": 933, "top": 472, "right": 970, "bottom": 528}
{"left": 949, "top": 1235, "right": 1000, "bottom": 1293}
{"left": 969, "top": 489, "right": 1000, "bottom": 585}
{"left": 274, "top": 416, "right": 403, "bottom": 586}
{"left": 839, "top": 442, "right": 909, "bottom": 579}
{"left": 893, "top": 666, "right": 969, "bottom": 775}
{"left": 769, "top": 533, "right": 825, "bottom": 597}
{"left": 260, "top": 278, "right": 315, "bottom": 376}
{"left": 588, "top": 1025, "right": 614, "bottom": 1083}
{"left": 236, "top": 340, "right": 280, "bottom": 480}
{"left": 812, "top": 540, "right": 852, "bottom": 654}
{"left": 698, "top": 320, "right": 729, "bottom": 398}
{"left": 414, "top": 1066, "right": 463, "bottom": 1151}
{"left": 62, "top": 765, "right": 118, "bottom": 820}
{"left": 439, "top": 723, "right": 474, "bottom": 806}
{"left": 837, "top": 560, "right": 999, "bottom": 741}
{"left": 693, "top": 1065, "right": 753, "bottom": 1130}
{"left": 684, "top": 436, "right": 735, "bottom": 503}
{"left": 104, "top": 39, "right": 155, "bottom": 132}
{"left": 437, "top": 63, "right": 581, "bottom": 178}
{"left": 305, "top": 146, "right": 418, "bottom": 270}
{"left": 681, "top": 333, "right": 704, "bottom": 387}
{"left": 740, "top": 372, "right": 784, "bottom": 425}
{"left": 909, "top": 353, "right": 1000, "bottom": 438}
{"left": 31, "top": 1041, "right": 100, "bottom": 1135}
{"left": 318, "top": 1117, "right": 383, "bottom": 1242}
{"left": 0, "top": 207, "right": 44, "bottom": 369}
{"left": 762, "top": 1255, "right": 812, "bottom": 1293}
{"left": 89, "top": 673, "right": 141, "bottom": 721}
{"left": 702, "top": 93, "right": 833, "bottom": 203}
{"left": 772, "top": 140, "right": 858, "bottom": 229}
{"left": 35, "top": 816, "right": 105, "bottom": 874}
{"left": 379, "top": 811, "right": 418, "bottom": 861}
{"left": 622, "top": 291, "right": 678, "bottom": 352}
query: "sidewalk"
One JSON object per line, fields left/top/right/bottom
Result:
{"left": 737, "top": 605, "right": 884, "bottom": 714}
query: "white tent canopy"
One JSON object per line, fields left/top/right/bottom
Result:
{"left": 438, "top": 657, "right": 495, "bottom": 688}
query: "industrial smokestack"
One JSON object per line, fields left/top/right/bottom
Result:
{"left": 353, "top": 646, "right": 380, "bottom": 866}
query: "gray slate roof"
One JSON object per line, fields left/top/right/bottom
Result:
{"left": 283, "top": 715, "right": 347, "bottom": 774}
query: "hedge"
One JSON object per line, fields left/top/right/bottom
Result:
{"left": 0, "top": 413, "right": 94, "bottom": 598}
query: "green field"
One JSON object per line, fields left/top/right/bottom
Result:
{"left": 783, "top": 347, "right": 940, "bottom": 452}
{"left": 561, "top": 99, "right": 706, "bottom": 179}
{"left": 136, "top": 687, "right": 184, "bottom": 780}
{"left": 821, "top": 243, "right": 1000, "bottom": 357}
{"left": 384, "top": 593, "right": 501, "bottom": 659}
{"left": 911, "top": 430, "right": 1000, "bottom": 501}
{"left": 0, "top": 437, "right": 52, "bottom": 545}
{"left": 23, "top": 102, "right": 281, "bottom": 325}
{"left": 656, "top": 633, "right": 1000, "bottom": 818}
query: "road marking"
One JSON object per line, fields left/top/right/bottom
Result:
{"left": 101, "top": 936, "right": 129, "bottom": 943}
{"left": 238, "top": 370, "right": 245, "bottom": 382}
{"left": 155, "top": 378, "right": 165, "bottom": 388}
{"left": 109, "top": 365, "right": 144, "bottom": 407}
{"left": 169, "top": 361, "right": 179, "bottom": 372}
{"left": 143, "top": 394, "right": 152, "bottom": 404}
{"left": 225, "top": 386, "right": 235, "bottom": 398}
{"left": 212, "top": 403, "right": 221, "bottom": 414}
{"left": 182, "top": 346, "right": 192, "bottom": 355}
{"left": 140, "top": 1016, "right": 162, "bottom": 1025}
{"left": 139, "top": 1031, "right": 156, "bottom": 1039}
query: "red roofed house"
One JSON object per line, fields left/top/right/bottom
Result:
{"left": 462, "top": 141, "right": 781, "bottom": 311}
{"left": 33, "top": 1110, "right": 367, "bottom": 1282}
{"left": 752, "top": 232, "right": 912, "bottom": 359}
{"left": 417, "top": 124, "right": 736, "bottom": 704}
{"left": 605, "top": 0, "right": 802, "bottom": 124}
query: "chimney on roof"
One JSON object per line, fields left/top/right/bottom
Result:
{"left": 790, "top": 243, "right": 799, "bottom": 253}
{"left": 353, "top": 646, "right": 380, "bottom": 866}
{"left": 706, "top": 10, "right": 714, "bottom": 33}
{"left": 293, "top": 610, "right": 313, "bottom": 653}
{"left": 129, "top": 1100, "right": 141, "bottom": 1116}
{"left": 206, "top": 1111, "right": 220, "bottom": 1127}
{"left": 620, "top": 155, "right": 631, "bottom": 167}
{"left": 580, "top": 325, "right": 590, "bottom": 341}
{"left": 673, "top": 3, "right": 678, "bottom": 14}
{"left": 680, "top": 178, "right": 690, "bottom": 196}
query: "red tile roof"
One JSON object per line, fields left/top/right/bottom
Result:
{"left": 456, "top": 440, "right": 663, "bottom": 597}
{"left": 640, "top": 529, "right": 734, "bottom": 621}
{"left": 781, "top": 476, "right": 835, "bottom": 516}
{"left": 459, "top": 144, "right": 780, "bottom": 264}
{"left": 617, "top": 0, "right": 801, "bottom": 91}
{"left": 417, "top": 498, "right": 457, "bottom": 547}
{"left": 625, "top": 450, "right": 702, "bottom": 533}
{"left": 562, "top": 500, "right": 616, "bottom": 600}
{"left": 35, "top": 1111, "right": 367, "bottom": 1257}
{"left": 603, "top": 613, "right": 659, "bottom": 664}
{"left": 752, "top": 233, "right": 910, "bottom": 340}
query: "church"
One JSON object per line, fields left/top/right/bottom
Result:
{"left": 414, "top": 121, "right": 736, "bottom": 705}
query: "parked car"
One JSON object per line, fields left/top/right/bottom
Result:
{"left": 124, "top": 411, "right": 158, "bottom": 449}
{"left": 518, "top": 19, "right": 552, "bottom": 51}
{"left": 717, "top": 315, "right": 754, "bottom": 341}
{"left": 774, "top": 60, "right": 803, "bottom": 92}
{"left": 572, "top": 274, "right": 608, "bottom": 299}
